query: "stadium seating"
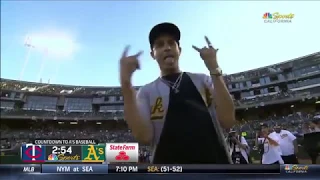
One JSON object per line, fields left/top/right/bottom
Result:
{"left": 1, "top": 52, "right": 320, "bottom": 163}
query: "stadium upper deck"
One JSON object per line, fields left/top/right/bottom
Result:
{"left": 1, "top": 52, "right": 320, "bottom": 120}
{"left": 224, "top": 51, "right": 320, "bottom": 82}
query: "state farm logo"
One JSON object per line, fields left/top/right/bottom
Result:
{"left": 106, "top": 143, "right": 139, "bottom": 163}
{"left": 116, "top": 151, "right": 129, "bottom": 160}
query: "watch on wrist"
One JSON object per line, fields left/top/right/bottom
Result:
{"left": 210, "top": 67, "right": 222, "bottom": 76}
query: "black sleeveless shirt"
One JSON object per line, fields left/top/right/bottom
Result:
{"left": 153, "top": 72, "right": 231, "bottom": 164}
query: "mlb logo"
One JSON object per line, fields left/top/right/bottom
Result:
{"left": 21, "top": 144, "right": 45, "bottom": 163}
{"left": 106, "top": 143, "right": 139, "bottom": 163}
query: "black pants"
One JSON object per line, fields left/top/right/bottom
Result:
{"left": 281, "top": 154, "right": 299, "bottom": 164}
{"left": 271, "top": 161, "right": 280, "bottom": 164}
{"left": 231, "top": 152, "right": 248, "bottom": 164}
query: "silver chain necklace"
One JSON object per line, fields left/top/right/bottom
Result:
{"left": 160, "top": 72, "right": 183, "bottom": 94}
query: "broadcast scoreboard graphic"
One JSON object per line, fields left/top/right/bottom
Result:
{"left": 21, "top": 143, "right": 106, "bottom": 163}
{"left": 21, "top": 141, "right": 139, "bottom": 163}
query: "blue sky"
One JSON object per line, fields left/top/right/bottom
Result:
{"left": 1, "top": 1, "right": 319, "bottom": 86}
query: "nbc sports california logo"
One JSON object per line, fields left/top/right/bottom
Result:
{"left": 284, "top": 164, "right": 308, "bottom": 173}
{"left": 263, "top": 12, "right": 294, "bottom": 23}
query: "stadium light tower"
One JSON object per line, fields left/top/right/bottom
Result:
{"left": 20, "top": 31, "right": 77, "bottom": 82}
{"left": 37, "top": 48, "right": 49, "bottom": 82}
{"left": 20, "top": 36, "right": 35, "bottom": 80}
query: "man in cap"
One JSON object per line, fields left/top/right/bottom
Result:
{"left": 119, "top": 22, "right": 235, "bottom": 163}
{"left": 226, "top": 129, "right": 250, "bottom": 164}
{"left": 256, "top": 123, "right": 284, "bottom": 164}
{"left": 273, "top": 125, "right": 299, "bottom": 164}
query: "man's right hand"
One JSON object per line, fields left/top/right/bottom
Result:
{"left": 119, "top": 46, "right": 143, "bottom": 85}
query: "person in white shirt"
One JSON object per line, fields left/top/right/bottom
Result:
{"left": 256, "top": 123, "right": 284, "bottom": 164}
{"left": 273, "top": 125, "right": 299, "bottom": 164}
{"left": 226, "top": 130, "right": 250, "bottom": 164}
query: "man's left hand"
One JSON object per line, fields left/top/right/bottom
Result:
{"left": 192, "top": 36, "right": 219, "bottom": 71}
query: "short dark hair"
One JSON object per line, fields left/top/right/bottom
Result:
{"left": 149, "top": 22, "right": 181, "bottom": 49}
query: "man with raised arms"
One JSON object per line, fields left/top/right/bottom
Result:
{"left": 119, "top": 22, "right": 235, "bottom": 164}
